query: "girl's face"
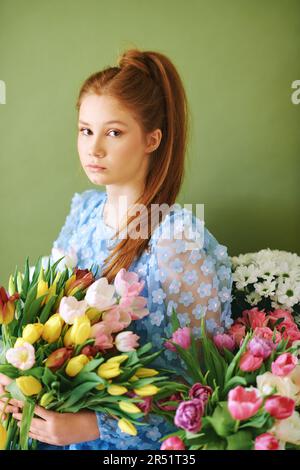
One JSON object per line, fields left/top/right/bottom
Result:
{"left": 77, "top": 94, "right": 160, "bottom": 188}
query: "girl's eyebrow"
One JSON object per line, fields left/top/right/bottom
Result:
{"left": 78, "top": 120, "right": 128, "bottom": 127}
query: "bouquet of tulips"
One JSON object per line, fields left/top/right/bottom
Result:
{"left": 157, "top": 306, "right": 300, "bottom": 451}
{"left": 0, "top": 256, "right": 176, "bottom": 450}
{"left": 231, "top": 249, "right": 300, "bottom": 326}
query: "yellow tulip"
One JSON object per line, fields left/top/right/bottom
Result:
{"left": 16, "top": 376, "right": 42, "bottom": 396}
{"left": 22, "top": 323, "right": 44, "bottom": 344}
{"left": 42, "top": 314, "right": 63, "bottom": 343}
{"left": 119, "top": 401, "right": 141, "bottom": 414}
{"left": 15, "top": 337, "right": 26, "bottom": 347}
{"left": 133, "top": 385, "right": 160, "bottom": 397}
{"left": 70, "top": 315, "right": 91, "bottom": 345}
{"left": 37, "top": 279, "right": 48, "bottom": 306}
{"left": 86, "top": 307, "right": 102, "bottom": 323}
{"left": 107, "top": 385, "right": 128, "bottom": 396}
{"left": 129, "top": 375, "right": 139, "bottom": 382}
{"left": 65, "top": 354, "right": 89, "bottom": 377}
{"left": 16, "top": 272, "right": 23, "bottom": 293}
{"left": 96, "top": 383, "right": 106, "bottom": 391}
{"left": 135, "top": 368, "right": 159, "bottom": 378}
{"left": 0, "top": 421, "right": 7, "bottom": 450}
{"left": 63, "top": 326, "right": 73, "bottom": 347}
{"left": 107, "top": 355, "right": 128, "bottom": 365}
{"left": 64, "top": 274, "right": 76, "bottom": 295}
{"left": 98, "top": 362, "right": 121, "bottom": 379}
{"left": 118, "top": 418, "right": 137, "bottom": 436}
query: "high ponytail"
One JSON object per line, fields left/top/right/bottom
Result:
{"left": 76, "top": 48, "right": 190, "bottom": 283}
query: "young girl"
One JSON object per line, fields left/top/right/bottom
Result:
{"left": 0, "top": 48, "right": 233, "bottom": 450}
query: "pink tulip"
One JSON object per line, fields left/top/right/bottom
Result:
{"left": 165, "top": 327, "right": 192, "bottom": 352}
{"left": 254, "top": 327, "right": 282, "bottom": 345}
{"left": 239, "top": 351, "right": 264, "bottom": 372}
{"left": 160, "top": 436, "right": 186, "bottom": 450}
{"left": 268, "top": 309, "right": 294, "bottom": 326}
{"left": 213, "top": 334, "right": 235, "bottom": 353}
{"left": 247, "top": 337, "right": 275, "bottom": 359}
{"left": 282, "top": 327, "right": 300, "bottom": 347}
{"left": 115, "top": 331, "right": 140, "bottom": 352}
{"left": 271, "top": 353, "right": 298, "bottom": 377}
{"left": 254, "top": 433, "right": 280, "bottom": 450}
{"left": 102, "top": 306, "right": 132, "bottom": 333}
{"left": 228, "top": 323, "right": 246, "bottom": 347}
{"left": 228, "top": 386, "right": 263, "bottom": 420}
{"left": 90, "top": 322, "right": 114, "bottom": 350}
{"left": 114, "top": 268, "right": 145, "bottom": 297}
{"left": 119, "top": 295, "right": 149, "bottom": 320}
{"left": 265, "top": 395, "right": 295, "bottom": 420}
{"left": 241, "top": 308, "right": 268, "bottom": 329}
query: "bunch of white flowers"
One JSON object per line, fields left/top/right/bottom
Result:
{"left": 231, "top": 248, "right": 300, "bottom": 314}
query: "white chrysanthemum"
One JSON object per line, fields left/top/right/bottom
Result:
{"left": 246, "top": 291, "right": 263, "bottom": 306}
{"left": 254, "top": 279, "right": 277, "bottom": 298}
{"left": 232, "top": 264, "right": 259, "bottom": 289}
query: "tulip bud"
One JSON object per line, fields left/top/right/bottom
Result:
{"left": 96, "top": 383, "right": 106, "bottom": 391}
{"left": 22, "top": 323, "right": 44, "bottom": 344}
{"left": 129, "top": 375, "right": 139, "bottom": 382}
{"left": 86, "top": 307, "right": 102, "bottom": 324}
{"left": 117, "top": 418, "right": 137, "bottom": 436}
{"left": 14, "top": 338, "right": 26, "bottom": 347}
{"left": 65, "top": 354, "right": 89, "bottom": 377}
{"left": 16, "top": 376, "right": 42, "bottom": 396}
{"left": 70, "top": 315, "right": 91, "bottom": 345}
{"left": 16, "top": 272, "right": 23, "bottom": 293}
{"left": 42, "top": 314, "right": 63, "bottom": 344}
{"left": 98, "top": 362, "right": 121, "bottom": 379}
{"left": 0, "top": 287, "right": 19, "bottom": 325}
{"left": 119, "top": 401, "right": 141, "bottom": 414}
{"left": 64, "top": 326, "right": 73, "bottom": 347}
{"left": 107, "top": 385, "right": 128, "bottom": 396}
{"left": 8, "top": 275, "right": 16, "bottom": 296}
{"left": 0, "top": 421, "right": 7, "bottom": 450}
{"left": 37, "top": 279, "right": 48, "bottom": 306}
{"left": 135, "top": 368, "right": 159, "bottom": 378}
{"left": 39, "top": 391, "right": 55, "bottom": 407}
{"left": 133, "top": 385, "right": 160, "bottom": 397}
{"left": 106, "top": 355, "right": 128, "bottom": 365}
{"left": 45, "top": 347, "right": 73, "bottom": 370}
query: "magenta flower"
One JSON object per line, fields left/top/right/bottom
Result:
{"left": 239, "top": 351, "right": 264, "bottom": 372}
{"left": 189, "top": 383, "right": 213, "bottom": 404}
{"left": 160, "top": 436, "right": 186, "bottom": 450}
{"left": 254, "top": 433, "right": 280, "bottom": 450}
{"left": 174, "top": 399, "right": 204, "bottom": 433}
{"left": 265, "top": 395, "right": 295, "bottom": 420}
{"left": 271, "top": 353, "right": 298, "bottom": 377}
{"left": 165, "top": 327, "right": 192, "bottom": 352}
{"left": 247, "top": 337, "right": 275, "bottom": 359}
{"left": 213, "top": 334, "right": 235, "bottom": 353}
{"left": 228, "top": 386, "right": 263, "bottom": 421}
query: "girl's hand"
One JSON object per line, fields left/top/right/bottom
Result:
{"left": 12, "top": 405, "right": 100, "bottom": 446}
{"left": 0, "top": 373, "right": 22, "bottom": 418}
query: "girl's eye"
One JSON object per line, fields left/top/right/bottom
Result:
{"left": 79, "top": 128, "right": 92, "bottom": 136}
{"left": 108, "top": 129, "right": 122, "bottom": 137}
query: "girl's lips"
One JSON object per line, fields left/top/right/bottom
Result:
{"left": 86, "top": 164, "right": 107, "bottom": 170}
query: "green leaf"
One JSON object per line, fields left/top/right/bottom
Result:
{"left": 171, "top": 307, "right": 180, "bottom": 332}
{"left": 6, "top": 380, "right": 26, "bottom": 402}
{"left": 20, "top": 399, "right": 35, "bottom": 450}
{"left": 30, "top": 256, "right": 43, "bottom": 286}
{"left": 21, "top": 257, "right": 30, "bottom": 299}
{"left": 226, "top": 430, "right": 253, "bottom": 450}
{"left": 39, "top": 295, "right": 58, "bottom": 323}
{"left": 56, "top": 381, "right": 101, "bottom": 410}
{"left": 205, "top": 402, "right": 236, "bottom": 437}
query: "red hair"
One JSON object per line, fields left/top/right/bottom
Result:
{"left": 76, "top": 48, "right": 190, "bottom": 283}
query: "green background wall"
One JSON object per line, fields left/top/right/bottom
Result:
{"left": 0, "top": 0, "right": 299, "bottom": 285}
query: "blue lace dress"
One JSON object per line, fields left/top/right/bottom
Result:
{"left": 41, "top": 189, "right": 233, "bottom": 450}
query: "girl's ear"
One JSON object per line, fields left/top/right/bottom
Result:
{"left": 145, "top": 128, "right": 162, "bottom": 154}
